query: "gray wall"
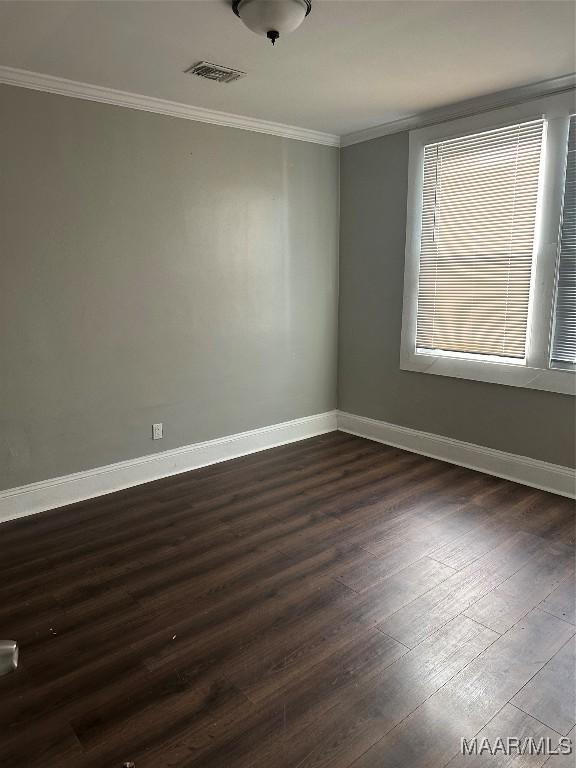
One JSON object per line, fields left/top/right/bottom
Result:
{"left": 0, "top": 85, "right": 339, "bottom": 490}
{"left": 338, "top": 131, "right": 576, "bottom": 468}
{"left": 3, "top": 84, "right": 573, "bottom": 491}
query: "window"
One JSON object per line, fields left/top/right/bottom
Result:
{"left": 401, "top": 92, "right": 576, "bottom": 395}
{"left": 416, "top": 120, "right": 543, "bottom": 362}
{"left": 550, "top": 115, "right": 576, "bottom": 370}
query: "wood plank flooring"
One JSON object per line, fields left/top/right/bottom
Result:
{"left": 0, "top": 432, "right": 574, "bottom": 768}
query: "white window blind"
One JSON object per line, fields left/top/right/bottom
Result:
{"left": 416, "top": 119, "right": 545, "bottom": 360}
{"left": 550, "top": 115, "right": 576, "bottom": 369}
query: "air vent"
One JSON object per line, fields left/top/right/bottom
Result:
{"left": 185, "top": 61, "right": 246, "bottom": 84}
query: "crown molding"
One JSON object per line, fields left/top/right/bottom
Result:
{"left": 1, "top": 66, "right": 573, "bottom": 151}
{"left": 0, "top": 65, "right": 340, "bottom": 147}
{"left": 341, "top": 73, "right": 576, "bottom": 147}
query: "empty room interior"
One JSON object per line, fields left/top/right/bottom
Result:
{"left": 1, "top": 1, "right": 576, "bottom": 766}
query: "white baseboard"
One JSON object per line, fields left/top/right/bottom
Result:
{"left": 337, "top": 411, "right": 575, "bottom": 499}
{"left": 0, "top": 411, "right": 337, "bottom": 523}
{"left": 2, "top": 409, "right": 572, "bottom": 524}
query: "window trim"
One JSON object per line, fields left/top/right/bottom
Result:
{"left": 400, "top": 91, "right": 576, "bottom": 396}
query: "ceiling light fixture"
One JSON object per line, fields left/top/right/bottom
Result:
{"left": 232, "top": 0, "right": 312, "bottom": 46}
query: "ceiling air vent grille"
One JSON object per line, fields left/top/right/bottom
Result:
{"left": 185, "top": 61, "right": 246, "bottom": 83}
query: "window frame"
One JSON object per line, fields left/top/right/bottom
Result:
{"left": 400, "top": 91, "right": 576, "bottom": 396}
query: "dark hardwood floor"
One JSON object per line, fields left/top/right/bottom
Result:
{"left": 0, "top": 432, "right": 574, "bottom": 768}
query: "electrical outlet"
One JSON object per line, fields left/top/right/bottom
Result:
{"left": 152, "top": 423, "right": 163, "bottom": 440}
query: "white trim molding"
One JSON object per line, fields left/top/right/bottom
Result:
{"left": 338, "top": 411, "right": 576, "bottom": 499}
{"left": 0, "top": 66, "right": 340, "bottom": 147}
{"left": 1, "top": 410, "right": 573, "bottom": 523}
{"left": 3, "top": 66, "right": 573, "bottom": 151}
{"left": 0, "top": 412, "right": 337, "bottom": 524}
{"left": 341, "top": 73, "right": 576, "bottom": 147}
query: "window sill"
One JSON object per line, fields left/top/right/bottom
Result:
{"left": 400, "top": 350, "right": 576, "bottom": 395}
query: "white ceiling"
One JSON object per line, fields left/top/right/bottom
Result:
{"left": 0, "top": 0, "right": 574, "bottom": 137}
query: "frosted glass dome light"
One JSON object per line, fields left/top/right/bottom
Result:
{"left": 232, "top": 0, "right": 312, "bottom": 45}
